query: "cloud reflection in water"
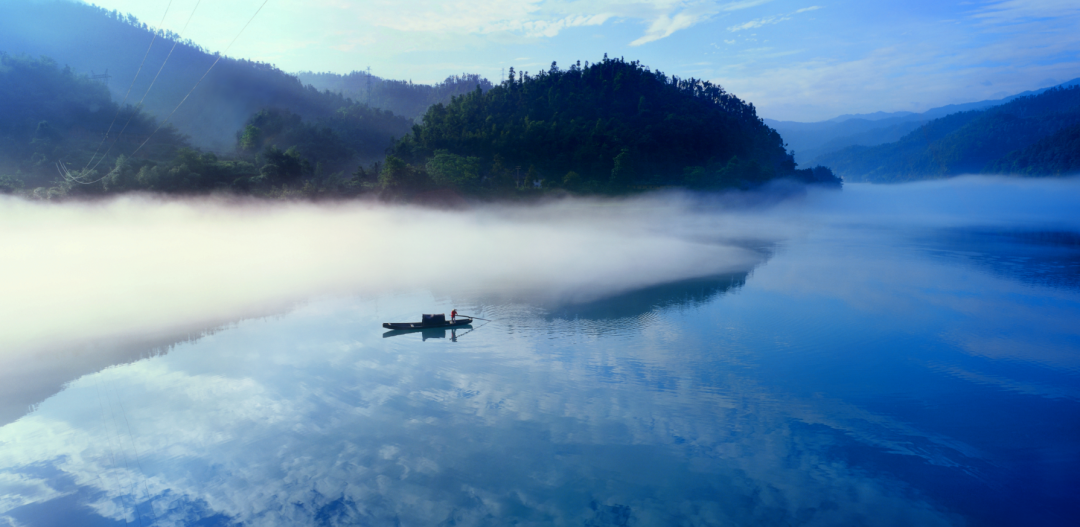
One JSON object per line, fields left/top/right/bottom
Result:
{"left": 3, "top": 177, "right": 1080, "bottom": 525}
{"left": 1, "top": 288, "right": 968, "bottom": 527}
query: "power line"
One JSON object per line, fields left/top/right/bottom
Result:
{"left": 131, "top": 0, "right": 271, "bottom": 158}
{"left": 79, "top": 1, "right": 174, "bottom": 173}
{"left": 66, "top": 0, "right": 201, "bottom": 183}
{"left": 84, "top": 0, "right": 204, "bottom": 174}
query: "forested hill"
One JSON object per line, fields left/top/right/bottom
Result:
{"left": 388, "top": 57, "right": 839, "bottom": 195}
{"left": 297, "top": 72, "right": 494, "bottom": 121}
{"left": 765, "top": 77, "right": 1080, "bottom": 166}
{"left": 0, "top": 52, "right": 412, "bottom": 198}
{"left": 817, "top": 86, "right": 1080, "bottom": 182}
{"left": 0, "top": 53, "right": 189, "bottom": 195}
{"left": 0, "top": 0, "right": 354, "bottom": 151}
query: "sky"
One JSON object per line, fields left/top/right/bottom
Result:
{"left": 81, "top": 0, "right": 1080, "bottom": 121}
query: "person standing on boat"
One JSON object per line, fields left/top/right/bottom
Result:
{"left": 451, "top": 309, "right": 458, "bottom": 322}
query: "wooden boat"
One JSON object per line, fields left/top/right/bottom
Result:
{"left": 382, "top": 314, "right": 472, "bottom": 331}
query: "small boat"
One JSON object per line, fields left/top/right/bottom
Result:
{"left": 382, "top": 313, "right": 472, "bottom": 331}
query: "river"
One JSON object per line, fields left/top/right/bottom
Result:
{"left": 1, "top": 177, "right": 1078, "bottom": 526}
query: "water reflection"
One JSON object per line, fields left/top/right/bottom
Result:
{"left": 0, "top": 322, "right": 232, "bottom": 429}
{"left": 545, "top": 271, "right": 750, "bottom": 322}
{"left": 4, "top": 179, "right": 1080, "bottom": 526}
{"left": 382, "top": 325, "right": 472, "bottom": 340}
{"left": 920, "top": 227, "right": 1080, "bottom": 290}
{"left": 0, "top": 298, "right": 969, "bottom": 526}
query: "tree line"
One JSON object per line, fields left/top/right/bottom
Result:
{"left": 384, "top": 55, "right": 838, "bottom": 197}
{"left": 0, "top": 52, "right": 839, "bottom": 200}
{"left": 817, "top": 86, "right": 1080, "bottom": 182}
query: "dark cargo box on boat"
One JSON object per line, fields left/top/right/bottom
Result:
{"left": 422, "top": 314, "right": 445, "bottom": 326}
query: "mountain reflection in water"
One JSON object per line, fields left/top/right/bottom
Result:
{"left": 546, "top": 272, "right": 749, "bottom": 322}
{"left": 2, "top": 179, "right": 1079, "bottom": 527}
{"left": 920, "top": 227, "right": 1080, "bottom": 291}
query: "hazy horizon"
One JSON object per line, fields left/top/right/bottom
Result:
{"left": 60, "top": 0, "right": 1080, "bottom": 122}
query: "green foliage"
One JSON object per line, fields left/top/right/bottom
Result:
{"left": 427, "top": 150, "right": 481, "bottom": 187}
{"left": 389, "top": 57, "right": 819, "bottom": 194}
{"left": 0, "top": 51, "right": 187, "bottom": 189}
{"left": 0, "top": 174, "right": 24, "bottom": 193}
{"left": 379, "top": 154, "right": 431, "bottom": 191}
{"left": 238, "top": 125, "right": 262, "bottom": 153}
{"left": 0, "top": 0, "right": 367, "bottom": 150}
{"left": 818, "top": 86, "right": 1080, "bottom": 182}
{"left": 296, "top": 72, "right": 495, "bottom": 121}
{"left": 610, "top": 148, "right": 635, "bottom": 186}
{"left": 987, "top": 123, "right": 1080, "bottom": 176}
{"left": 99, "top": 149, "right": 258, "bottom": 193}
{"left": 562, "top": 171, "right": 582, "bottom": 190}
{"left": 236, "top": 106, "right": 411, "bottom": 171}
{"left": 323, "top": 104, "right": 413, "bottom": 161}
{"left": 259, "top": 146, "right": 310, "bottom": 185}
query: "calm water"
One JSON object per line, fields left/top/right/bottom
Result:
{"left": 2, "top": 180, "right": 1079, "bottom": 526}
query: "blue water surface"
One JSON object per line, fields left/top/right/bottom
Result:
{"left": 2, "top": 181, "right": 1079, "bottom": 526}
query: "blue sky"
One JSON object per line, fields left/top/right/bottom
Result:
{"left": 83, "top": 0, "right": 1080, "bottom": 121}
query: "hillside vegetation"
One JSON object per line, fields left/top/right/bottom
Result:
{"left": 0, "top": 53, "right": 411, "bottom": 198}
{"left": 388, "top": 57, "right": 838, "bottom": 196}
{"left": 0, "top": 0, "right": 413, "bottom": 151}
{"left": 986, "top": 123, "right": 1080, "bottom": 176}
{"left": 817, "top": 86, "right": 1080, "bottom": 182}
{"left": 297, "top": 72, "right": 494, "bottom": 121}
{"left": 0, "top": 52, "right": 188, "bottom": 195}
{"left": 767, "top": 77, "right": 1080, "bottom": 165}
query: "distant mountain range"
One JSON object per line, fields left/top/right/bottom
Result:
{"left": 814, "top": 85, "right": 1080, "bottom": 181}
{"left": 766, "top": 77, "right": 1080, "bottom": 166}
{"left": 0, "top": 0, "right": 488, "bottom": 151}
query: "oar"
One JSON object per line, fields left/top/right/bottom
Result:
{"left": 457, "top": 314, "right": 491, "bottom": 321}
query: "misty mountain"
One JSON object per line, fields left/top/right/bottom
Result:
{"left": 986, "top": 122, "right": 1080, "bottom": 177}
{"left": 0, "top": 0, "right": 359, "bottom": 151}
{"left": 297, "top": 71, "right": 494, "bottom": 122}
{"left": 235, "top": 106, "right": 412, "bottom": 172}
{"left": 387, "top": 57, "right": 839, "bottom": 196}
{"left": 0, "top": 52, "right": 189, "bottom": 194}
{"left": 815, "top": 86, "right": 1080, "bottom": 182}
{"left": 764, "top": 117, "right": 926, "bottom": 165}
{"left": 766, "top": 77, "right": 1080, "bottom": 165}
{"left": 0, "top": 51, "right": 408, "bottom": 198}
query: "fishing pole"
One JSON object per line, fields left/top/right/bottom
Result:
{"left": 457, "top": 314, "right": 491, "bottom": 321}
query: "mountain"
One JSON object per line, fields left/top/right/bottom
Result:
{"left": 0, "top": 52, "right": 414, "bottom": 197}
{"left": 386, "top": 57, "right": 839, "bottom": 196}
{"left": 766, "top": 77, "right": 1080, "bottom": 165}
{"left": 763, "top": 117, "right": 926, "bottom": 165}
{"left": 0, "top": 0, "right": 357, "bottom": 151}
{"left": 814, "top": 86, "right": 1080, "bottom": 182}
{"left": 0, "top": 52, "right": 189, "bottom": 193}
{"left": 986, "top": 123, "right": 1080, "bottom": 176}
{"left": 296, "top": 71, "right": 494, "bottom": 122}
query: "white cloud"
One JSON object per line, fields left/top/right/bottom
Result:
{"left": 973, "top": 0, "right": 1080, "bottom": 24}
{"left": 727, "top": 5, "right": 821, "bottom": 32}
{"left": 715, "top": 3, "right": 1080, "bottom": 122}
{"left": 631, "top": 0, "right": 774, "bottom": 45}
{"left": 0, "top": 287, "right": 973, "bottom": 526}
{"left": 316, "top": 0, "right": 773, "bottom": 46}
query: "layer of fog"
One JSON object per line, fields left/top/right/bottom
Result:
{"left": 0, "top": 192, "right": 786, "bottom": 360}
{"left": 4, "top": 175, "right": 1079, "bottom": 361}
